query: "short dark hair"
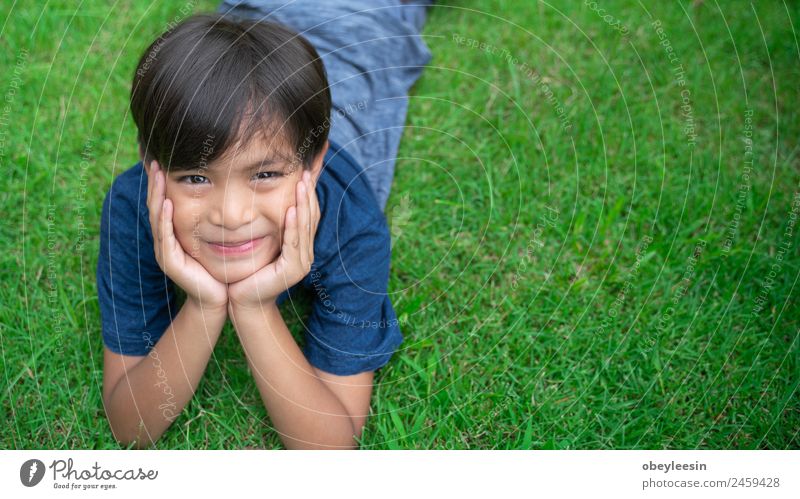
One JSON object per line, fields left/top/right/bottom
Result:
{"left": 130, "top": 13, "right": 331, "bottom": 172}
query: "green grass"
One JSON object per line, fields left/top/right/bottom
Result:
{"left": 1, "top": 0, "right": 798, "bottom": 449}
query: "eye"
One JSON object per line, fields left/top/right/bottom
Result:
{"left": 253, "top": 171, "right": 282, "bottom": 182}
{"left": 178, "top": 174, "right": 209, "bottom": 185}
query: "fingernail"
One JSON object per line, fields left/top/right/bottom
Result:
{"left": 299, "top": 181, "right": 306, "bottom": 193}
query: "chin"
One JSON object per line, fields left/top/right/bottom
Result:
{"left": 207, "top": 262, "right": 260, "bottom": 284}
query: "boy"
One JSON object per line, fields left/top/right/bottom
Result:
{"left": 97, "top": 1, "right": 432, "bottom": 449}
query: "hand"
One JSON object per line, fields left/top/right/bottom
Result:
{"left": 146, "top": 160, "right": 228, "bottom": 311}
{"left": 228, "top": 170, "right": 320, "bottom": 311}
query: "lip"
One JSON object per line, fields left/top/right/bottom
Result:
{"left": 207, "top": 236, "right": 265, "bottom": 256}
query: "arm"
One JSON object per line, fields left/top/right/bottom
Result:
{"left": 229, "top": 302, "right": 372, "bottom": 449}
{"left": 102, "top": 159, "right": 229, "bottom": 448}
{"left": 227, "top": 169, "right": 372, "bottom": 449}
{"left": 103, "top": 300, "right": 227, "bottom": 448}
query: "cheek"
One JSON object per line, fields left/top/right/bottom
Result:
{"left": 275, "top": 181, "right": 297, "bottom": 206}
{"left": 260, "top": 185, "right": 296, "bottom": 226}
{"left": 168, "top": 196, "right": 203, "bottom": 242}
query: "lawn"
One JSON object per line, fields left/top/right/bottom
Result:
{"left": 1, "top": 0, "right": 798, "bottom": 449}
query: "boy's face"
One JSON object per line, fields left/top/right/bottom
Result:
{"left": 145, "top": 138, "right": 327, "bottom": 284}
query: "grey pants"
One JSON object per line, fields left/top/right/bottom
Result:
{"left": 217, "top": 0, "right": 434, "bottom": 212}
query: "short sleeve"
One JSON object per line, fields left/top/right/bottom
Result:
{"left": 96, "top": 171, "right": 177, "bottom": 356}
{"left": 301, "top": 220, "right": 403, "bottom": 376}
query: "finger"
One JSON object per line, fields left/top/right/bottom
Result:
{"left": 306, "top": 171, "right": 320, "bottom": 228}
{"left": 303, "top": 173, "right": 314, "bottom": 268}
{"left": 146, "top": 162, "right": 159, "bottom": 235}
{"left": 295, "top": 175, "right": 311, "bottom": 239}
{"left": 160, "top": 198, "right": 180, "bottom": 270}
{"left": 287, "top": 204, "right": 298, "bottom": 247}
{"left": 148, "top": 160, "right": 161, "bottom": 205}
{"left": 281, "top": 205, "right": 299, "bottom": 278}
{"left": 149, "top": 163, "right": 165, "bottom": 234}
{"left": 297, "top": 178, "right": 310, "bottom": 269}
{"left": 304, "top": 171, "right": 312, "bottom": 229}
{"left": 271, "top": 205, "right": 295, "bottom": 289}
{"left": 304, "top": 171, "right": 317, "bottom": 263}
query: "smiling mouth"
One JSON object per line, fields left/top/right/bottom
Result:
{"left": 207, "top": 236, "right": 265, "bottom": 255}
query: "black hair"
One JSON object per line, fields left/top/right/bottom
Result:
{"left": 130, "top": 13, "right": 331, "bottom": 172}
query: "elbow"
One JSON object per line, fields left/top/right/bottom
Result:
{"left": 110, "top": 426, "right": 160, "bottom": 450}
{"left": 332, "top": 417, "right": 366, "bottom": 450}
{"left": 114, "top": 437, "right": 150, "bottom": 450}
{"left": 283, "top": 420, "right": 362, "bottom": 450}
{"left": 283, "top": 435, "right": 359, "bottom": 450}
{"left": 105, "top": 409, "right": 161, "bottom": 450}
{"left": 103, "top": 395, "right": 167, "bottom": 449}
{"left": 108, "top": 422, "right": 157, "bottom": 449}
{"left": 322, "top": 418, "right": 364, "bottom": 450}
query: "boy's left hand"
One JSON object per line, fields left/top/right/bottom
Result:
{"left": 228, "top": 170, "right": 320, "bottom": 311}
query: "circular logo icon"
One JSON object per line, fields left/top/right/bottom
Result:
{"left": 20, "top": 459, "right": 45, "bottom": 487}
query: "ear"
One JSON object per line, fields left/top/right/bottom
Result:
{"left": 309, "top": 140, "right": 328, "bottom": 185}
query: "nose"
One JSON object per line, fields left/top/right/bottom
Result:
{"left": 208, "top": 181, "right": 255, "bottom": 232}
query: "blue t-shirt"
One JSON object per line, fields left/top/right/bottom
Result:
{"left": 96, "top": 139, "right": 403, "bottom": 376}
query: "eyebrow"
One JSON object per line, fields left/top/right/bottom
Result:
{"left": 239, "top": 156, "right": 284, "bottom": 172}
{"left": 169, "top": 154, "right": 292, "bottom": 176}
{"left": 196, "top": 156, "right": 287, "bottom": 174}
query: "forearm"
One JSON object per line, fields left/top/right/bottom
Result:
{"left": 105, "top": 299, "right": 227, "bottom": 448}
{"left": 229, "top": 303, "right": 357, "bottom": 450}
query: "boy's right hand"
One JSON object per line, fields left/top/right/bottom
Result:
{"left": 146, "top": 160, "right": 228, "bottom": 312}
